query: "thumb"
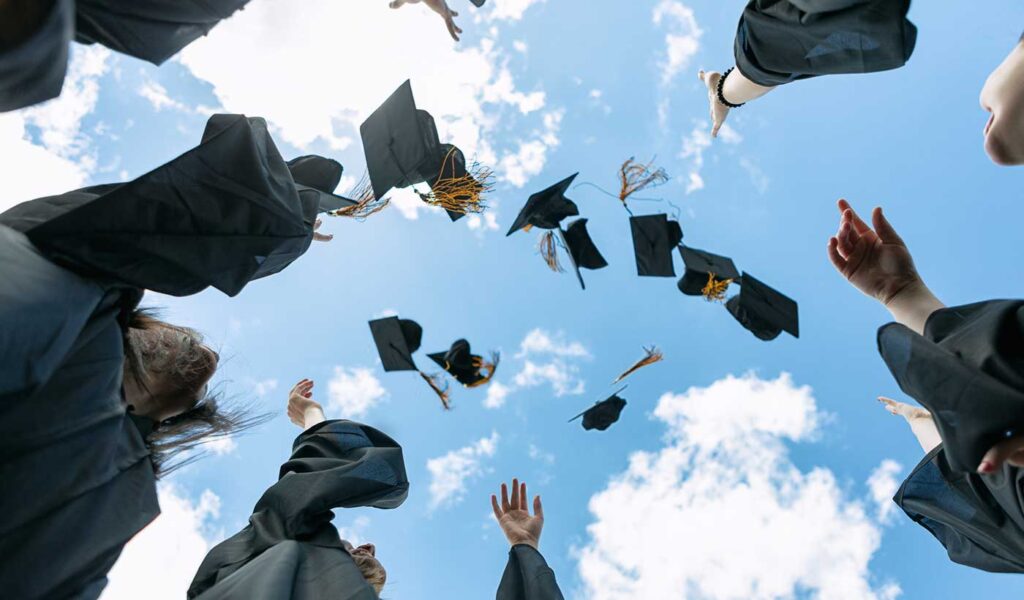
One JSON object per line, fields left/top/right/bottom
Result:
{"left": 872, "top": 207, "right": 906, "bottom": 247}
{"left": 978, "top": 438, "right": 1022, "bottom": 473}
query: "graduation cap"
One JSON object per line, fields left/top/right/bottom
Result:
{"left": 469, "top": 0, "right": 486, "bottom": 6}
{"left": 428, "top": 339, "right": 499, "bottom": 387}
{"left": 506, "top": 173, "right": 580, "bottom": 236}
{"left": 368, "top": 316, "right": 451, "bottom": 408}
{"left": 554, "top": 218, "right": 608, "bottom": 290}
{"left": 612, "top": 346, "right": 664, "bottom": 384}
{"left": 725, "top": 273, "right": 799, "bottom": 341}
{"left": 569, "top": 387, "right": 628, "bottom": 431}
{"left": 285, "top": 156, "right": 389, "bottom": 218}
{"left": 630, "top": 214, "right": 683, "bottom": 277}
{"left": 360, "top": 80, "right": 491, "bottom": 218}
{"left": 678, "top": 246, "right": 741, "bottom": 301}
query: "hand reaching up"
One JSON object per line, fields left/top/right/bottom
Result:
{"left": 390, "top": 0, "right": 463, "bottom": 41}
{"left": 287, "top": 378, "right": 325, "bottom": 429}
{"left": 698, "top": 70, "right": 730, "bottom": 138}
{"left": 491, "top": 478, "right": 544, "bottom": 550}
{"left": 827, "top": 200, "right": 921, "bottom": 306}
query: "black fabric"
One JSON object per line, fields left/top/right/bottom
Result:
{"left": 428, "top": 339, "right": 490, "bottom": 386}
{"left": 570, "top": 394, "right": 627, "bottom": 431}
{"left": 0, "top": 224, "right": 158, "bottom": 600}
{"left": 369, "top": 316, "right": 423, "bottom": 372}
{"left": 189, "top": 419, "right": 409, "bottom": 599}
{"left": 286, "top": 155, "right": 358, "bottom": 214}
{"left": 506, "top": 174, "right": 580, "bottom": 236}
{"left": 0, "top": 0, "right": 72, "bottom": 112}
{"left": 733, "top": 0, "right": 917, "bottom": 87}
{"left": 629, "top": 214, "right": 683, "bottom": 277}
{"left": 496, "top": 545, "right": 565, "bottom": 600}
{"left": 561, "top": 218, "right": 608, "bottom": 290}
{"left": 895, "top": 445, "right": 1024, "bottom": 573}
{"left": 677, "top": 246, "right": 740, "bottom": 296}
{"left": 470, "top": 0, "right": 486, "bottom": 6}
{"left": 725, "top": 272, "right": 799, "bottom": 340}
{"left": 1, "top": 114, "right": 322, "bottom": 298}
{"left": 878, "top": 300, "right": 1024, "bottom": 473}
{"left": 0, "top": 0, "right": 246, "bottom": 112}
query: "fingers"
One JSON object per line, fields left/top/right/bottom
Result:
{"left": 836, "top": 218, "right": 861, "bottom": 259}
{"left": 446, "top": 16, "right": 461, "bottom": 41}
{"left": 878, "top": 396, "right": 901, "bottom": 415}
{"left": 872, "top": 207, "right": 906, "bottom": 247}
{"left": 501, "top": 482, "right": 510, "bottom": 512}
{"left": 533, "top": 495, "right": 543, "bottom": 519}
{"left": 979, "top": 437, "right": 1024, "bottom": 473}
{"left": 313, "top": 232, "right": 334, "bottom": 242}
{"left": 826, "top": 237, "right": 848, "bottom": 272}
{"left": 711, "top": 117, "right": 722, "bottom": 139}
{"left": 510, "top": 477, "right": 520, "bottom": 509}
{"left": 520, "top": 481, "right": 527, "bottom": 511}
{"left": 290, "top": 378, "right": 310, "bottom": 396}
{"left": 491, "top": 494, "right": 502, "bottom": 521}
{"left": 836, "top": 199, "right": 872, "bottom": 235}
{"left": 389, "top": 0, "right": 408, "bottom": 8}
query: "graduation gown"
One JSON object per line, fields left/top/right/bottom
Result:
{"left": 0, "top": 0, "right": 248, "bottom": 111}
{"left": 879, "top": 300, "right": 1024, "bottom": 571}
{"left": 2, "top": 113, "right": 328, "bottom": 298}
{"left": 733, "top": 0, "right": 917, "bottom": 87}
{"left": 497, "top": 545, "right": 565, "bottom": 600}
{"left": 187, "top": 420, "right": 409, "bottom": 599}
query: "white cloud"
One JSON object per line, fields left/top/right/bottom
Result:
{"left": 516, "top": 328, "right": 590, "bottom": 359}
{"left": 483, "top": 380, "right": 511, "bottom": 409}
{"left": 328, "top": 366, "right": 388, "bottom": 419}
{"left": 201, "top": 436, "right": 237, "bottom": 456}
{"left": 485, "top": 0, "right": 546, "bottom": 22}
{"left": 653, "top": 1, "right": 703, "bottom": 86}
{"left": 102, "top": 485, "right": 221, "bottom": 600}
{"left": 336, "top": 515, "right": 372, "bottom": 546}
{"left": 679, "top": 121, "right": 741, "bottom": 194}
{"left": 0, "top": 46, "right": 110, "bottom": 211}
{"left": 427, "top": 431, "right": 500, "bottom": 510}
{"left": 138, "top": 79, "right": 191, "bottom": 112}
{"left": 867, "top": 459, "right": 903, "bottom": 524}
{"left": 178, "top": 1, "right": 556, "bottom": 210}
{"left": 740, "top": 156, "right": 770, "bottom": 194}
{"left": 498, "top": 109, "right": 563, "bottom": 188}
{"left": 513, "top": 359, "right": 585, "bottom": 396}
{"left": 252, "top": 378, "right": 279, "bottom": 397}
{"left": 574, "top": 373, "right": 901, "bottom": 600}
{"left": 528, "top": 444, "right": 555, "bottom": 465}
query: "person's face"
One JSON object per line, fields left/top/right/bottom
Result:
{"left": 980, "top": 41, "right": 1024, "bottom": 166}
{"left": 343, "top": 540, "right": 386, "bottom": 592}
{"left": 125, "top": 325, "right": 219, "bottom": 422}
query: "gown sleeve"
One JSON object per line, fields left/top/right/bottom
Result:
{"left": 496, "top": 545, "right": 565, "bottom": 600}
{"left": 733, "top": 0, "right": 917, "bottom": 87}
{"left": 894, "top": 445, "right": 1024, "bottom": 573}
{"left": 0, "top": 0, "right": 72, "bottom": 112}
{"left": 877, "top": 300, "right": 1024, "bottom": 473}
{"left": 187, "top": 420, "right": 408, "bottom": 598}
{"left": 1, "top": 114, "right": 321, "bottom": 298}
{"left": 73, "top": 0, "right": 249, "bottom": 65}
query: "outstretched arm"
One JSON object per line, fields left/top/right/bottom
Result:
{"left": 491, "top": 478, "right": 564, "bottom": 600}
{"left": 390, "top": 0, "right": 463, "bottom": 42}
{"left": 698, "top": 69, "right": 774, "bottom": 138}
{"left": 879, "top": 397, "right": 941, "bottom": 454}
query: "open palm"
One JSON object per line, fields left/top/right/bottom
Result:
{"left": 491, "top": 478, "right": 544, "bottom": 549}
{"left": 827, "top": 199, "right": 920, "bottom": 305}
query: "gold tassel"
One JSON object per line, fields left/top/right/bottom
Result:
{"left": 618, "top": 157, "right": 669, "bottom": 205}
{"left": 328, "top": 174, "right": 390, "bottom": 219}
{"left": 419, "top": 371, "right": 452, "bottom": 410}
{"left": 466, "top": 352, "right": 500, "bottom": 388}
{"left": 420, "top": 147, "right": 495, "bottom": 214}
{"left": 702, "top": 272, "right": 732, "bottom": 302}
{"left": 538, "top": 231, "right": 563, "bottom": 273}
{"left": 612, "top": 346, "right": 664, "bottom": 384}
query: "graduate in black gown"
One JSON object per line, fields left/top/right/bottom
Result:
{"left": 695, "top": 0, "right": 916, "bottom": 137}
{"left": 827, "top": 199, "right": 1024, "bottom": 572}
{"left": 187, "top": 379, "right": 409, "bottom": 599}
{"left": 490, "top": 478, "right": 566, "bottom": 599}
{"left": 0, "top": 113, "right": 338, "bottom": 599}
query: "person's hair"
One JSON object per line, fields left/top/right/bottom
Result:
{"left": 351, "top": 552, "right": 386, "bottom": 595}
{"left": 124, "top": 308, "right": 269, "bottom": 477}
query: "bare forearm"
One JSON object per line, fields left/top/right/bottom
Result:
{"left": 303, "top": 406, "right": 326, "bottom": 429}
{"left": 884, "top": 280, "right": 945, "bottom": 335}
{"left": 908, "top": 416, "right": 942, "bottom": 454}
{"left": 721, "top": 67, "right": 775, "bottom": 105}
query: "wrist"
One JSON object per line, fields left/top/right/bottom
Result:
{"left": 883, "top": 279, "right": 945, "bottom": 335}
{"left": 302, "top": 405, "right": 326, "bottom": 428}
{"left": 509, "top": 538, "right": 538, "bottom": 550}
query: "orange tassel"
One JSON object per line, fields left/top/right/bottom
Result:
{"left": 328, "top": 174, "right": 390, "bottom": 219}
{"left": 702, "top": 272, "right": 733, "bottom": 302}
{"left": 612, "top": 346, "right": 664, "bottom": 384}
{"left": 420, "top": 147, "right": 495, "bottom": 215}
{"left": 538, "top": 231, "right": 564, "bottom": 273}
{"left": 419, "top": 371, "right": 452, "bottom": 410}
{"left": 618, "top": 157, "right": 669, "bottom": 206}
{"left": 466, "top": 352, "right": 500, "bottom": 388}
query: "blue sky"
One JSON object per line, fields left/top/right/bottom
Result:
{"left": 4, "top": 1, "right": 1024, "bottom": 598}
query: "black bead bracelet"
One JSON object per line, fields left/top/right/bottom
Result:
{"left": 716, "top": 67, "right": 745, "bottom": 109}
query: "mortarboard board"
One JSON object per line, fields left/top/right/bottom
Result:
{"left": 285, "top": 155, "right": 360, "bottom": 215}
{"left": 506, "top": 173, "right": 580, "bottom": 236}
{"left": 561, "top": 218, "right": 608, "bottom": 290}
{"left": 678, "top": 246, "right": 741, "bottom": 300}
{"left": 470, "top": 0, "right": 486, "bottom": 6}
{"left": 725, "top": 273, "right": 799, "bottom": 340}
{"left": 428, "top": 339, "right": 499, "bottom": 387}
{"left": 569, "top": 387, "right": 628, "bottom": 431}
{"left": 361, "top": 81, "right": 490, "bottom": 218}
{"left": 369, "top": 316, "right": 452, "bottom": 408}
{"left": 630, "top": 214, "right": 683, "bottom": 277}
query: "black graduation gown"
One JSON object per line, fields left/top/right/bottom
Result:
{"left": 733, "top": 0, "right": 917, "bottom": 87}
{"left": 497, "top": 545, "right": 565, "bottom": 600}
{"left": 0, "top": 0, "right": 248, "bottom": 112}
{"left": 879, "top": 300, "right": 1024, "bottom": 571}
{"left": 1, "top": 113, "right": 323, "bottom": 298}
{"left": 187, "top": 420, "right": 409, "bottom": 600}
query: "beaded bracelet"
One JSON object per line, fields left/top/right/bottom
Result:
{"left": 716, "top": 67, "right": 745, "bottom": 109}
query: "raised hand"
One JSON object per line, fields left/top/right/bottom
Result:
{"left": 491, "top": 478, "right": 544, "bottom": 549}
{"left": 698, "top": 70, "right": 730, "bottom": 138}
{"left": 979, "top": 436, "right": 1024, "bottom": 474}
{"left": 287, "top": 378, "right": 325, "bottom": 429}
{"left": 826, "top": 200, "right": 921, "bottom": 306}
{"left": 313, "top": 218, "right": 333, "bottom": 242}
{"left": 390, "top": 0, "right": 463, "bottom": 42}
